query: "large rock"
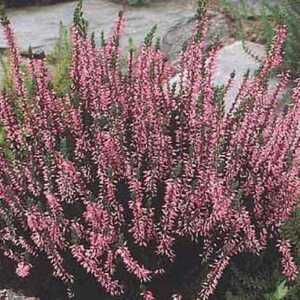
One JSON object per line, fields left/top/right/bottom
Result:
{"left": 0, "top": 0, "right": 198, "bottom": 54}
{"left": 214, "top": 40, "right": 266, "bottom": 110}
{"left": 170, "top": 41, "right": 267, "bottom": 111}
{"left": 223, "top": 0, "right": 282, "bottom": 16}
{"left": 162, "top": 10, "right": 230, "bottom": 61}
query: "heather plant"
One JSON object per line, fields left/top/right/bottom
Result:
{"left": 1, "top": 23, "right": 72, "bottom": 95}
{"left": 0, "top": 1, "right": 300, "bottom": 299}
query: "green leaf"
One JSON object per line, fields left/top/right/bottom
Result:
{"left": 274, "top": 281, "right": 289, "bottom": 300}
{"left": 144, "top": 24, "right": 158, "bottom": 47}
{"left": 73, "top": 0, "right": 88, "bottom": 37}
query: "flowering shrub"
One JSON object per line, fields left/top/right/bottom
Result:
{"left": 0, "top": 1, "right": 300, "bottom": 299}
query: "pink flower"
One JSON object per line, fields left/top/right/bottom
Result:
{"left": 277, "top": 240, "right": 299, "bottom": 281}
{"left": 116, "top": 246, "right": 152, "bottom": 282}
{"left": 16, "top": 262, "right": 31, "bottom": 278}
{"left": 142, "top": 290, "right": 155, "bottom": 300}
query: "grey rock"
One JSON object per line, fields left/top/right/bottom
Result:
{"left": 162, "top": 10, "right": 230, "bottom": 61}
{"left": 213, "top": 40, "right": 266, "bottom": 110}
{"left": 0, "top": 0, "right": 198, "bottom": 54}
{"left": 170, "top": 41, "right": 267, "bottom": 111}
{"left": 223, "top": 0, "right": 282, "bottom": 16}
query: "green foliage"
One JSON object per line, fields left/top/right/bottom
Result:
{"left": 217, "top": 206, "right": 300, "bottom": 300}
{"left": 221, "top": 0, "right": 300, "bottom": 77}
{"left": 0, "top": 54, "right": 13, "bottom": 91}
{"left": 0, "top": 3, "right": 6, "bottom": 24}
{"left": 1, "top": 53, "right": 40, "bottom": 95}
{"left": 194, "top": 0, "right": 209, "bottom": 43}
{"left": 219, "top": 0, "right": 244, "bottom": 39}
{"left": 143, "top": 24, "right": 157, "bottom": 47}
{"left": 46, "top": 21, "right": 72, "bottom": 96}
{"left": 0, "top": 126, "right": 5, "bottom": 148}
{"left": 260, "top": 0, "right": 300, "bottom": 77}
{"left": 220, "top": 206, "right": 300, "bottom": 300}
{"left": 1, "top": 21, "right": 71, "bottom": 96}
{"left": 196, "top": 0, "right": 208, "bottom": 19}
{"left": 279, "top": 208, "right": 300, "bottom": 300}
{"left": 221, "top": 252, "right": 282, "bottom": 300}
{"left": 224, "top": 280, "right": 289, "bottom": 300}
{"left": 264, "top": 281, "right": 289, "bottom": 300}
{"left": 128, "top": 0, "right": 148, "bottom": 6}
{"left": 73, "top": 0, "right": 88, "bottom": 36}
{"left": 0, "top": 54, "right": 34, "bottom": 94}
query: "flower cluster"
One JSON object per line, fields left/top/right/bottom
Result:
{"left": 0, "top": 2, "right": 300, "bottom": 299}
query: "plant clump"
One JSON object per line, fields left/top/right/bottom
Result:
{"left": 0, "top": 1, "right": 300, "bottom": 299}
